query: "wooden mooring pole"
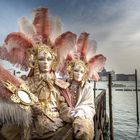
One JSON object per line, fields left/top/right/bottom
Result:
{"left": 13, "top": 70, "right": 16, "bottom": 75}
{"left": 135, "top": 69, "right": 139, "bottom": 126}
{"left": 108, "top": 74, "right": 114, "bottom": 140}
{"left": 94, "top": 81, "right": 96, "bottom": 98}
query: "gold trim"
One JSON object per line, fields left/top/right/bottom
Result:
{"left": 2, "top": 80, "right": 38, "bottom": 110}
{"left": 2, "top": 80, "right": 17, "bottom": 94}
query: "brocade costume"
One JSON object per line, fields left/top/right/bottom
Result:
{"left": 28, "top": 71, "right": 69, "bottom": 139}
{"left": 58, "top": 32, "right": 106, "bottom": 140}
{"left": 61, "top": 81, "right": 95, "bottom": 140}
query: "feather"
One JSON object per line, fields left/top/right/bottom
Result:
{"left": 0, "top": 32, "right": 33, "bottom": 70}
{"left": 88, "top": 54, "right": 106, "bottom": 81}
{"left": 76, "top": 32, "right": 89, "bottom": 61}
{"left": 32, "top": 7, "right": 50, "bottom": 44}
{"left": 0, "top": 47, "right": 8, "bottom": 60}
{"left": 5, "top": 32, "right": 33, "bottom": 50}
{"left": 18, "top": 17, "right": 36, "bottom": 40}
{"left": 66, "top": 52, "right": 76, "bottom": 61}
{"left": 55, "top": 31, "right": 77, "bottom": 65}
{"left": 86, "top": 40, "right": 97, "bottom": 61}
{"left": 49, "top": 16, "right": 62, "bottom": 44}
{"left": 0, "top": 101, "right": 32, "bottom": 127}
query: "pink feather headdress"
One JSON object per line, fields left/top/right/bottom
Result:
{"left": 59, "top": 32, "right": 106, "bottom": 81}
{"left": 0, "top": 7, "right": 106, "bottom": 81}
{"left": 0, "top": 7, "right": 76, "bottom": 71}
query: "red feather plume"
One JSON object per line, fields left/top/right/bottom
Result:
{"left": 88, "top": 54, "right": 106, "bottom": 81}
{"left": 32, "top": 7, "right": 50, "bottom": 44}
{"left": 76, "top": 32, "right": 89, "bottom": 61}
{"left": 54, "top": 31, "right": 77, "bottom": 65}
{"left": 0, "top": 32, "right": 33, "bottom": 70}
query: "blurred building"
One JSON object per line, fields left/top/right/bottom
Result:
{"left": 116, "top": 74, "right": 135, "bottom": 81}
{"left": 99, "top": 68, "right": 116, "bottom": 81}
{"left": 99, "top": 68, "right": 135, "bottom": 81}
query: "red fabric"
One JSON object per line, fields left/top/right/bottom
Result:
{"left": 0, "top": 65, "right": 21, "bottom": 100}
{"left": 60, "top": 89, "right": 73, "bottom": 108}
{"left": 0, "top": 65, "right": 21, "bottom": 87}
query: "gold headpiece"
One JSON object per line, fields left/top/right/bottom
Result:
{"left": 66, "top": 59, "right": 88, "bottom": 85}
{"left": 27, "top": 43, "right": 57, "bottom": 69}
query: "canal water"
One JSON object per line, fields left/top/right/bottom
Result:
{"left": 94, "top": 81, "right": 140, "bottom": 140}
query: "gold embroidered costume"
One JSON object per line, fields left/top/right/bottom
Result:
{"left": 59, "top": 32, "right": 106, "bottom": 140}
{"left": 0, "top": 7, "right": 76, "bottom": 140}
{"left": 26, "top": 43, "right": 71, "bottom": 139}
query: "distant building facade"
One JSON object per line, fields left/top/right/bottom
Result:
{"left": 116, "top": 74, "right": 135, "bottom": 81}
{"left": 99, "top": 68, "right": 135, "bottom": 81}
{"left": 99, "top": 68, "right": 116, "bottom": 81}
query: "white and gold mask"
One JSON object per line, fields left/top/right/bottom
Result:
{"left": 67, "top": 60, "right": 88, "bottom": 85}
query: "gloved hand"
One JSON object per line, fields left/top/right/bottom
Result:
{"left": 73, "top": 117, "right": 94, "bottom": 140}
{"left": 31, "top": 103, "right": 43, "bottom": 118}
{"left": 59, "top": 102, "right": 73, "bottom": 123}
{"left": 53, "top": 117, "right": 63, "bottom": 127}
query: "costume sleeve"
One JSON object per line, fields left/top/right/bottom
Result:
{"left": 71, "top": 83, "right": 95, "bottom": 121}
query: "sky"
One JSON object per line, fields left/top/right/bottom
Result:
{"left": 0, "top": 0, "right": 140, "bottom": 76}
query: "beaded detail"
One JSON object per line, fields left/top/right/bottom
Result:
{"left": 69, "top": 82, "right": 79, "bottom": 107}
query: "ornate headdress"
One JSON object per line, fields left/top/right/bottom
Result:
{"left": 0, "top": 7, "right": 76, "bottom": 71}
{"left": 59, "top": 32, "right": 106, "bottom": 83}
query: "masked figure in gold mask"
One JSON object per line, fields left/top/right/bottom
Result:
{"left": 0, "top": 43, "right": 73, "bottom": 140}
{"left": 61, "top": 60, "right": 95, "bottom": 140}
{"left": 59, "top": 32, "right": 106, "bottom": 140}
{"left": 27, "top": 43, "right": 71, "bottom": 139}
{"left": 0, "top": 7, "right": 76, "bottom": 140}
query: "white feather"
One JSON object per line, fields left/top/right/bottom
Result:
{"left": 86, "top": 40, "right": 97, "bottom": 61}
{"left": 57, "top": 35, "right": 76, "bottom": 64}
{"left": 49, "top": 16, "right": 62, "bottom": 43}
{"left": 18, "top": 17, "right": 36, "bottom": 40}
